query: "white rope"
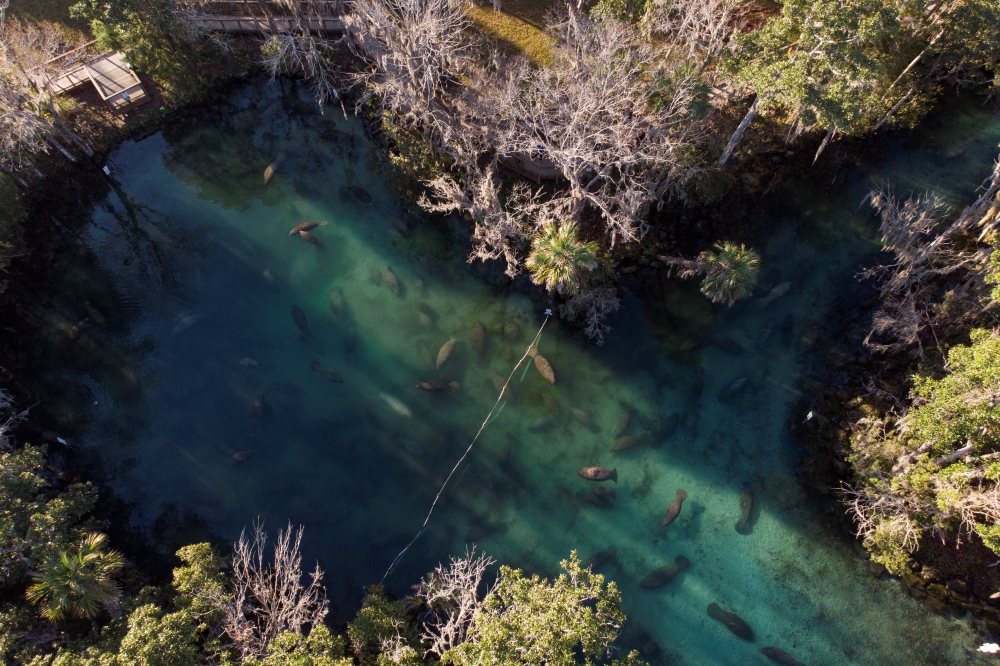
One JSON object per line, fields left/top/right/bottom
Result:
{"left": 378, "top": 311, "right": 552, "bottom": 584}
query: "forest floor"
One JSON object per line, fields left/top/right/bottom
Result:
{"left": 467, "top": 0, "right": 556, "bottom": 66}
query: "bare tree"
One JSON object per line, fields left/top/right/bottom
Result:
{"left": 224, "top": 521, "right": 328, "bottom": 659}
{"left": 347, "top": 0, "right": 471, "bottom": 125}
{"left": 480, "top": 8, "right": 706, "bottom": 244}
{"left": 559, "top": 286, "right": 622, "bottom": 345}
{"left": 644, "top": 0, "right": 741, "bottom": 69}
{"left": 413, "top": 547, "right": 494, "bottom": 658}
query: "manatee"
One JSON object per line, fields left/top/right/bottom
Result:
{"left": 571, "top": 408, "right": 590, "bottom": 425}
{"left": 232, "top": 449, "right": 254, "bottom": 465}
{"left": 757, "top": 281, "right": 792, "bottom": 308}
{"left": 613, "top": 410, "right": 631, "bottom": 438}
{"left": 470, "top": 321, "right": 487, "bottom": 353}
{"left": 382, "top": 267, "right": 400, "bottom": 296}
{"left": 707, "top": 603, "right": 754, "bottom": 642}
{"left": 298, "top": 230, "right": 324, "bottom": 248}
{"left": 292, "top": 305, "right": 311, "bottom": 341}
{"left": 310, "top": 361, "right": 344, "bottom": 383}
{"left": 735, "top": 485, "right": 755, "bottom": 535}
{"left": 289, "top": 221, "right": 328, "bottom": 236}
{"left": 585, "top": 546, "right": 617, "bottom": 569}
{"left": 718, "top": 377, "right": 748, "bottom": 403}
{"left": 641, "top": 555, "right": 690, "bottom": 588}
{"left": 579, "top": 466, "right": 617, "bottom": 483}
{"left": 612, "top": 434, "right": 649, "bottom": 452}
{"left": 263, "top": 162, "right": 276, "bottom": 185}
{"left": 250, "top": 395, "right": 272, "bottom": 427}
{"left": 416, "top": 301, "right": 439, "bottom": 323}
{"left": 760, "top": 647, "right": 807, "bottom": 666}
{"left": 350, "top": 185, "right": 372, "bottom": 203}
{"left": 237, "top": 357, "right": 259, "bottom": 367}
{"left": 503, "top": 320, "right": 522, "bottom": 339}
{"left": 593, "top": 486, "right": 616, "bottom": 499}
{"left": 532, "top": 354, "right": 555, "bottom": 385}
{"left": 436, "top": 337, "right": 456, "bottom": 369}
{"left": 662, "top": 488, "right": 688, "bottom": 526}
{"left": 528, "top": 415, "right": 556, "bottom": 431}
{"left": 329, "top": 290, "right": 345, "bottom": 317}
{"left": 417, "top": 381, "right": 460, "bottom": 392}
{"left": 708, "top": 332, "right": 745, "bottom": 354}
{"left": 418, "top": 312, "right": 432, "bottom": 327}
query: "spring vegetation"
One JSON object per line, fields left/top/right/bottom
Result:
{"left": 2, "top": 0, "right": 1000, "bottom": 644}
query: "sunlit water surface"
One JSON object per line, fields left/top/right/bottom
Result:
{"left": 35, "top": 81, "right": 1000, "bottom": 664}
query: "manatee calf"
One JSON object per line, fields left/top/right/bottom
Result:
{"left": 250, "top": 395, "right": 272, "bottom": 427}
{"left": 471, "top": 321, "right": 487, "bottom": 353}
{"left": 310, "top": 361, "right": 344, "bottom": 383}
{"left": 735, "top": 485, "right": 756, "bottom": 535}
{"left": 292, "top": 305, "right": 311, "bottom": 341}
{"left": 571, "top": 408, "right": 590, "bottom": 426}
{"left": 329, "top": 290, "right": 345, "bottom": 317}
{"left": 593, "top": 486, "right": 616, "bottom": 499}
{"left": 417, "top": 339, "right": 434, "bottom": 369}
{"left": 579, "top": 466, "right": 617, "bottom": 483}
{"left": 436, "top": 337, "right": 456, "bottom": 368}
{"left": 760, "top": 647, "right": 807, "bottom": 666}
{"left": 718, "top": 377, "right": 748, "bottom": 403}
{"left": 662, "top": 488, "right": 688, "bottom": 526}
{"left": 757, "top": 281, "right": 792, "bottom": 309}
{"left": 298, "top": 230, "right": 324, "bottom": 249}
{"left": 707, "top": 603, "right": 754, "bottom": 641}
{"left": 382, "top": 267, "right": 401, "bottom": 297}
{"left": 641, "top": 555, "right": 690, "bottom": 588}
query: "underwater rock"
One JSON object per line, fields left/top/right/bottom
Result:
{"left": 757, "top": 282, "right": 792, "bottom": 308}
{"left": 641, "top": 555, "right": 690, "bottom": 588}
{"left": 471, "top": 321, "right": 487, "bottom": 353}
{"left": 707, "top": 603, "right": 754, "bottom": 641}
{"left": 250, "top": 395, "right": 272, "bottom": 426}
{"left": 232, "top": 449, "right": 254, "bottom": 465}
{"left": 310, "top": 361, "right": 344, "bottom": 383}
{"left": 504, "top": 320, "right": 522, "bottom": 340}
{"left": 579, "top": 466, "right": 617, "bottom": 483}
{"left": 298, "top": 230, "right": 323, "bottom": 249}
{"left": 350, "top": 185, "right": 372, "bottom": 203}
{"left": 735, "top": 485, "right": 755, "bottom": 535}
{"left": 289, "top": 221, "right": 327, "bottom": 236}
{"left": 708, "top": 332, "right": 745, "bottom": 354}
{"left": 613, "top": 410, "right": 631, "bottom": 438}
{"left": 718, "top": 377, "right": 748, "bottom": 403}
{"left": 586, "top": 546, "right": 617, "bottom": 569}
{"left": 382, "top": 267, "right": 401, "bottom": 297}
{"left": 436, "top": 337, "right": 456, "bottom": 369}
{"left": 593, "top": 486, "right": 616, "bottom": 500}
{"left": 760, "top": 647, "right": 806, "bottom": 666}
{"left": 662, "top": 488, "right": 688, "bottom": 526}
{"left": 417, "top": 381, "right": 460, "bottom": 392}
{"left": 291, "top": 305, "right": 311, "bottom": 341}
{"left": 236, "top": 357, "right": 259, "bottom": 367}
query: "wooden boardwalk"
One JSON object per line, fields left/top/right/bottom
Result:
{"left": 191, "top": 14, "right": 343, "bottom": 33}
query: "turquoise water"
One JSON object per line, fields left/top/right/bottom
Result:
{"left": 36, "top": 80, "right": 1000, "bottom": 664}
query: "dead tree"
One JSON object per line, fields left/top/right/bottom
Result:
{"left": 224, "top": 522, "right": 328, "bottom": 659}
{"left": 413, "top": 548, "right": 494, "bottom": 658}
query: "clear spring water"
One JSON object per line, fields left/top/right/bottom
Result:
{"left": 34, "top": 80, "right": 1000, "bottom": 664}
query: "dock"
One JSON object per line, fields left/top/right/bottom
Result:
{"left": 39, "top": 45, "right": 148, "bottom": 113}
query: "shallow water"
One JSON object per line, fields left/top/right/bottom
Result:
{"left": 33, "top": 80, "right": 1000, "bottom": 664}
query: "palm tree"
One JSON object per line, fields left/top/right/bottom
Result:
{"left": 661, "top": 241, "right": 761, "bottom": 306}
{"left": 526, "top": 222, "right": 599, "bottom": 295}
{"left": 27, "top": 532, "right": 124, "bottom": 621}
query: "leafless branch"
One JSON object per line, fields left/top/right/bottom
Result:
{"left": 413, "top": 547, "right": 494, "bottom": 658}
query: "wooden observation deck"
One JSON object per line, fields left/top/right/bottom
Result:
{"left": 41, "top": 44, "right": 148, "bottom": 113}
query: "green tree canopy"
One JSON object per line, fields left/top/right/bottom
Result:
{"left": 526, "top": 222, "right": 599, "bottom": 295}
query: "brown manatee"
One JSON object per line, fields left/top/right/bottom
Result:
{"left": 382, "top": 267, "right": 400, "bottom": 296}
{"left": 292, "top": 305, "right": 311, "bottom": 341}
{"left": 613, "top": 409, "right": 632, "bottom": 438}
{"left": 735, "top": 485, "right": 756, "bottom": 535}
{"left": 329, "top": 289, "right": 345, "bottom": 317}
{"left": 289, "top": 221, "right": 328, "bottom": 236}
{"left": 760, "top": 647, "right": 807, "bottom": 666}
{"left": 531, "top": 352, "right": 555, "bottom": 385}
{"left": 350, "top": 185, "right": 372, "bottom": 203}
{"left": 232, "top": 449, "right": 254, "bottom": 465}
{"left": 641, "top": 555, "right": 690, "bottom": 588}
{"left": 417, "top": 339, "right": 434, "bottom": 369}
{"left": 417, "top": 381, "right": 460, "bottom": 392}
{"left": 579, "top": 466, "right": 617, "bottom": 483}
{"left": 585, "top": 546, "right": 617, "bottom": 570}
{"left": 593, "top": 486, "right": 616, "bottom": 499}
{"left": 707, "top": 603, "right": 754, "bottom": 641}
{"left": 310, "top": 361, "right": 344, "bottom": 383}
{"left": 298, "top": 230, "right": 324, "bottom": 248}
{"left": 436, "top": 337, "right": 456, "bottom": 369}
{"left": 611, "top": 434, "right": 651, "bottom": 453}
{"left": 662, "top": 488, "right": 688, "bottom": 526}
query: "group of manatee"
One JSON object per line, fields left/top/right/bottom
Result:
{"left": 578, "top": 449, "right": 803, "bottom": 662}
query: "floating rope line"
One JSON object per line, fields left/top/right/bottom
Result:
{"left": 379, "top": 311, "right": 552, "bottom": 585}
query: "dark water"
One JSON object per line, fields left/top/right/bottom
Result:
{"left": 32, "top": 80, "right": 1000, "bottom": 664}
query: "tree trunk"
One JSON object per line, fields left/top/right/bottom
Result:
{"left": 874, "top": 87, "right": 915, "bottom": 132}
{"left": 812, "top": 125, "right": 836, "bottom": 165}
{"left": 718, "top": 96, "right": 758, "bottom": 165}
